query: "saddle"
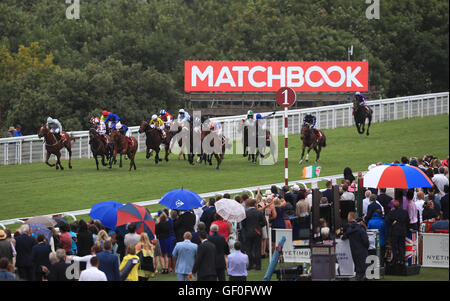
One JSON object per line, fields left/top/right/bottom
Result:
{"left": 314, "top": 129, "right": 323, "bottom": 141}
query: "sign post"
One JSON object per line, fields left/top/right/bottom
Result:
{"left": 276, "top": 87, "right": 296, "bottom": 186}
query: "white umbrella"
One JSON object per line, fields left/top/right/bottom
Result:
{"left": 25, "top": 216, "right": 57, "bottom": 227}
{"left": 215, "top": 198, "right": 246, "bottom": 222}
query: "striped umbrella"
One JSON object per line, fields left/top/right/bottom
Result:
{"left": 363, "top": 164, "right": 433, "bottom": 189}
{"left": 116, "top": 203, "right": 155, "bottom": 240}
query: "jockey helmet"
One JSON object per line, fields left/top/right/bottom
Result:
{"left": 160, "top": 109, "right": 166, "bottom": 116}
{"left": 93, "top": 117, "right": 100, "bottom": 124}
{"left": 47, "top": 117, "right": 53, "bottom": 124}
{"left": 179, "top": 109, "right": 185, "bottom": 114}
{"left": 247, "top": 110, "right": 254, "bottom": 116}
{"left": 102, "top": 110, "right": 109, "bottom": 116}
{"left": 355, "top": 92, "right": 361, "bottom": 96}
{"left": 152, "top": 114, "right": 158, "bottom": 121}
{"left": 256, "top": 113, "right": 262, "bottom": 120}
{"left": 115, "top": 122, "right": 122, "bottom": 130}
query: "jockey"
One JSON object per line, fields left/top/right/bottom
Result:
{"left": 243, "top": 110, "right": 255, "bottom": 127}
{"left": 150, "top": 114, "right": 167, "bottom": 139}
{"left": 177, "top": 109, "right": 191, "bottom": 123}
{"left": 209, "top": 120, "right": 223, "bottom": 136}
{"left": 46, "top": 117, "right": 65, "bottom": 143}
{"left": 159, "top": 109, "right": 173, "bottom": 129}
{"left": 90, "top": 117, "right": 107, "bottom": 143}
{"left": 102, "top": 110, "right": 121, "bottom": 131}
{"left": 115, "top": 122, "right": 132, "bottom": 144}
{"left": 354, "top": 92, "right": 370, "bottom": 113}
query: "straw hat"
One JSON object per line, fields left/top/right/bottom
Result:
{"left": 0, "top": 230, "right": 7, "bottom": 240}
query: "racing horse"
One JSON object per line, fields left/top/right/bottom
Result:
{"left": 241, "top": 119, "right": 276, "bottom": 164}
{"left": 38, "top": 124, "right": 75, "bottom": 170}
{"left": 89, "top": 128, "right": 111, "bottom": 170}
{"left": 298, "top": 125, "right": 326, "bottom": 164}
{"left": 109, "top": 130, "right": 138, "bottom": 171}
{"left": 139, "top": 121, "right": 167, "bottom": 164}
{"left": 353, "top": 101, "right": 373, "bottom": 136}
{"left": 197, "top": 129, "right": 228, "bottom": 170}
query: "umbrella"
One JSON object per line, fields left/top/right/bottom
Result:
{"left": 53, "top": 217, "right": 69, "bottom": 228}
{"left": 25, "top": 216, "right": 56, "bottom": 227}
{"left": 159, "top": 188, "right": 204, "bottom": 210}
{"left": 29, "top": 224, "right": 52, "bottom": 243}
{"left": 363, "top": 164, "right": 434, "bottom": 189}
{"left": 214, "top": 198, "right": 246, "bottom": 222}
{"left": 116, "top": 203, "right": 155, "bottom": 240}
{"left": 89, "top": 200, "right": 124, "bottom": 230}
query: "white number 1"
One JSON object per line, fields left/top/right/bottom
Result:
{"left": 282, "top": 89, "right": 289, "bottom": 105}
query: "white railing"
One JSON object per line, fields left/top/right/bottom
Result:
{"left": 0, "top": 92, "right": 448, "bottom": 165}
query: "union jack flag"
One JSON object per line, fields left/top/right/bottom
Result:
{"left": 405, "top": 231, "right": 418, "bottom": 265}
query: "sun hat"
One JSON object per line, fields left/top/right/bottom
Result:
{"left": 292, "top": 184, "right": 300, "bottom": 192}
{"left": 0, "top": 230, "right": 7, "bottom": 240}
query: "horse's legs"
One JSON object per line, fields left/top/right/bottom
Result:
{"left": 101, "top": 155, "right": 107, "bottom": 166}
{"left": 146, "top": 147, "right": 151, "bottom": 159}
{"left": 155, "top": 150, "right": 160, "bottom": 164}
{"left": 56, "top": 152, "right": 64, "bottom": 170}
{"left": 306, "top": 147, "right": 312, "bottom": 162}
{"left": 66, "top": 148, "right": 72, "bottom": 169}
{"left": 315, "top": 146, "right": 321, "bottom": 162}
{"left": 94, "top": 155, "right": 99, "bottom": 170}
{"left": 215, "top": 153, "right": 221, "bottom": 170}
{"left": 366, "top": 114, "right": 372, "bottom": 136}
{"left": 45, "top": 152, "right": 55, "bottom": 168}
{"left": 164, "top": 144, "right": 169, "bottom": 162}
{"left": 299, "top": 146, "right": 306, "bottom": 164}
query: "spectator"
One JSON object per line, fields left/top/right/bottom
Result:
{"left": 191, "top": 222, "right": 206, "bottom": 245}
{"left": 69, "top": 223, "right": 78, "bottom": 255}
{"left": 124, "top": 224, "right": 140, "bottom": 249}
{"left": 191, "top": 231, "right": 216, "bottom": 281}
{"left": 48, "top": 227, "right": 61, "bottom": 252}
{"left": 340, "top": 184, "right": 355, "bottom": 201}
{"left": 172, "top": 232, "right": 197, "bottom": 281}
{"left": 96, "top": 240, "right": 120, "bottom": 281}
{"left": 241, "top": 199, "right": 266, "bottom": 271}
{"left": 422, "top": 201, "right": 439, "bottom": 221}
{"left": 367, "top": 212, "right": 388, "bottom": 266}
{"left": 425, "top": 186, "right": 441, "bottom": 213}
{"left": 0, "top": 257, "right": 15, "bottom": 280}
{"left": 271, "top": 185, "right": 282, "bottom": 199}
{"left": 440, "top": 184, "right": 449, "bottom": 220}
{"left": 76, "top": 220, "right": 93, "bottom": 257}
{"left": 47, "top": 248, "right": 71, "bottom": 281}
{"left": 432, "top": 167, "right": 449, "bottom": 196}
{"left": 174, "top": 210, "right": 196, "bottom": 243}
{"left": 406, "top": 189, "right": 419, "bottom": 231}
{"left": 119, "top": 245, "right": 140, "bottom": 281}
{"left": 15, "top": 224, "right": 36, "bottom": 281}
{"left": 155, "top": 212, "right": 173, "bottom": 274}
{"left": 6, "top": 126, "right": 15, "bottom": 138}
{"left": 415, "top": 191, "right": 426, "bottom": 223}
{"left": 135, "top": 232, "right": 155, "bottom": 281}
{"left": 78, "top": 256, "right": 107, "bottom": 281}
{"left": 113, "top": 230, "right": 125, "bottom": 261}
{"left": 31, "top": 235, "right": 51, "bottom": 281}
{"left": 296, "top": 196, "right": 311, "bottom": 217}
{"left": 322, "top": 181, "right": 334, "bottom": 204}
{"left": 362, "top": 190, "right": 371, "bottom": 216}
{"left": 67, "top": 245, "right": 101, "bottom": 271}
{"left": 88, "top": 224, "right": 99, "bottom": 246}
{"left": 0, "top": 230, "right": 13, "bottom": 264}
{"left": 269, "top": 198, "right": 286, "bottom": 248}
{"left": 364, "top": 194, "right": 383, "bottom": 224}
{"left": 227, "top": 241, "right": 249, "bottom": 281}
{"left": 341, "top": 212, "right": 369, "bottom": 281}
{"left": 96, "top": 230, "right": 110, "bottom": 251}
{"left": 208, "top": 224, "right": 230, "bottom": 281}
{"left": 209, "top": 213, "right": 232, "bottom": 242}
{"left": 344, "top": 167, "right": 355, "bottom": 183}
{"left": 200, "top": 199, "right": 217, "bottom": 233}
{"left": 428, "top": 212, "right": 449, "bottom": 233}
{"left": 13, "top": 125, "right": 23, "bottom": 137}
{"left": 59, "top": 224, "right": 72, "bottom": 255}
{"left": 385, "top": 199, "right": 409, "bottom": 265}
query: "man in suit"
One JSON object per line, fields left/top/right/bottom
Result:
{"left": 96, "top": 240, "right": 120, "bottom": 281}
{"left": 321, "top": 181, "right": 334, "bottom": 204}
{"left": 190, "top": 231, "right": 216, "bottom": 281}
{"left": 31, "top": 235, "right": 52, "bottom": 281}
{"left": 377, "top": 188, "right": 393, "bottom": 215}
{"left": 208, "top": 224, "right": 230, "bottom": 281}
{"left": 174, "top": 210, "right": 196, "bottom": 243}
{"left": 200, "top": 199, "right": 216, "bottom": 233}
{"left": 14, "top": 224, "right": 36, "bottom": 281}
{"left": 48, "top": 248, "right": 71, "bottom": 281}
{"left": 172, "top": 232, "right": 198, "bottom": 281}
{"left": 241, "top": 199, "right": 267, "bottom": 270}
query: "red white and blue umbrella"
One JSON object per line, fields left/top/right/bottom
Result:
{"left": 116, "top": 203, "right": 155, "bottom": 240}
{"left": 363, "top": 164, "right": 433, "bottom": 189}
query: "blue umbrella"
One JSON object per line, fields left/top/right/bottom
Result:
{"left": 29, "top": 224, "right": 52, "bottom": 244}
{"left": 89, "top": 200, "right": 124, "bottom": 230}
{"left": 159, "top": 189, "right": 204, "bottom": 210}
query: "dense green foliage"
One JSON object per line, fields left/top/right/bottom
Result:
{"left": 0, "top": 0, "right": 448, "bottom": 135}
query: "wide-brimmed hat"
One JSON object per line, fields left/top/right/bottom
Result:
{"left": 0, "top": 230, "right": 7, "bottom": 239}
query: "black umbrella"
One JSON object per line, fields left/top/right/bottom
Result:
{"left": 53, "top": 217, "right": 69, "bottom": 228}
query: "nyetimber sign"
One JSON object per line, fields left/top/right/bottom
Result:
{"left": 185, "top": 61, "right": 369, "bottom": 92}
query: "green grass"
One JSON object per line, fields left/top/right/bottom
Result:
{"left": 0, "top": 115, "right": 448, "bottom": 222}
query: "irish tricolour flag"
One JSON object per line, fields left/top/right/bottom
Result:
{"left": 302, "top": 165, "right": 321, "bottom": 179}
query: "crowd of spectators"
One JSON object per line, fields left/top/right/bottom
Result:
{"left": 0, "top": 154, "right": 447, "bottom": 281}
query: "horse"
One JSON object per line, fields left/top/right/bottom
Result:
{"left": 353, "top": 101, "right": 373, "bottom": 136}
{"left": 197, "top": 129, "right": 227, "bottom": 170}
{"left": 241, "top": 120, "right": 275, "bottom": 164}
{"left": 38, "top": 124, "right": 74, "bottom": 170}
{"left": 138, "top": 121, "right": 167, "bottom": 164}
{"left": 109, "top": 130, "right": 138, "bottom": 171}
{"left": 298, "top": 125, "right": 326, "bottom": 164}
{"left": 89, "top": 128, "right": 111, "bottom": 170}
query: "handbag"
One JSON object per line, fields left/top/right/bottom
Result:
{"left": 138, "top": 245, "right": 155, "bottom": 272}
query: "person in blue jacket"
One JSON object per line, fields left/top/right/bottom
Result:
{"left": 102, "top": 110, "right": 121, "bottom": 132}
{"left": 367, "top": 212, "right": 388, "bottom": 267}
